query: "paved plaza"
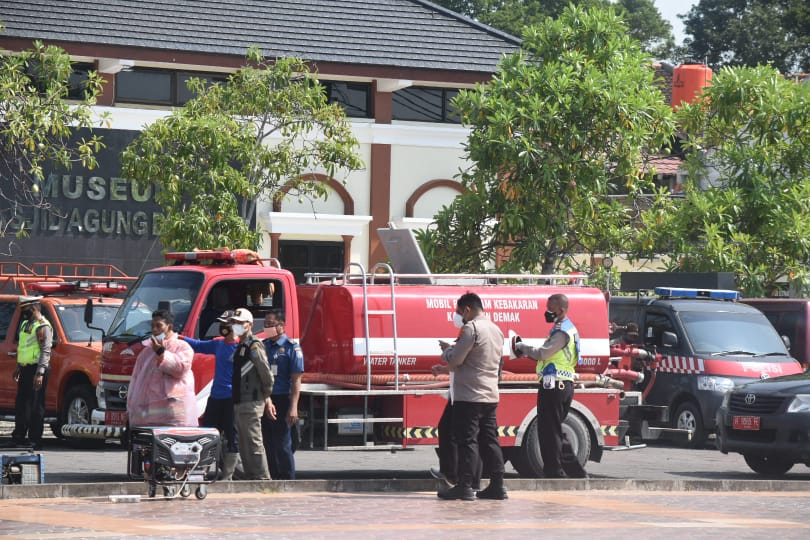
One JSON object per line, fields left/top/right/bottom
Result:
{"left": 1, "top": 489, "right": 810, "bottom": 540}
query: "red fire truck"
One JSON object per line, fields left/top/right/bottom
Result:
{"left": 74, "top": 233, "right": 630, "bottom": 476}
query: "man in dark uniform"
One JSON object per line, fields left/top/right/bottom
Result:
{"left": 11, "top": 296, "right": 53, "bottom": 449}
{"left": 261, "top": 309, "right": 304, "bottom": 479}
{"left": 513, "top": 293, "right": 587, "bottom": 478}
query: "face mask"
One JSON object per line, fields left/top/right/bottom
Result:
{"left": 544, "top": 310, "right": 558, "bottom": 323}
{"left": 219, "top": 325, "right": 232, "bottom": 337}
{"left": 232, "top": 323, "right": 246, "bottom": 337}
{"left": 264, "top": 325, "right": 278, "bottom": 339}
{"left": 452, "top": 312, "right": 465, "bottom": 329}
{"left": 154, "top": 332, "right": 166, "bottom": 341}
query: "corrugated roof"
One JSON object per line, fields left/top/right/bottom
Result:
{"left": 0, "top": 0, "right": 520, "bottom": 73}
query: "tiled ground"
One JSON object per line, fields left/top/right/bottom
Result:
{"left": 1, "top": 490, "right": 809, "bottom": 540}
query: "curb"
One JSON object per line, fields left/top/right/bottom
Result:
{"left": 2, "top": 477, "right": 809, "bottom": 499}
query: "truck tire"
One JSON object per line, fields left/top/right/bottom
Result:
{"left": 511, "top": 414, "right": 591, "bottom": 478}
{"left": 59, "top": 384, "right": 104, "bottom": 448}
{"left": 744, "top": 454, "right": 794, "bottom": 476}
{"left": 672, "top": 400, "right": 705, "bottom": 449}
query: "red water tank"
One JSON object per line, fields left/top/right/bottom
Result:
{"left": 672, "top": 63, "right": 712, "bottom": 110}
{"left": 296, "top": 282, "right": 612, "bottom": 376}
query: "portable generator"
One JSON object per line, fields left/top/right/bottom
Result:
{"left": 127, "top": 426, "right": 220, "bottom": 499}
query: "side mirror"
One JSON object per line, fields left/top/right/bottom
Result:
{"left": 782, "top": 335, "right": 791, "bottom": 351}
{"left": 662, "top": 331, "right": 678, "bottom": 348}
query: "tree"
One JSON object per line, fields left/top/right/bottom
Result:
{"left": 633, "top": 65, "right": 810, "bottom": 296}
{"left": 121, "top": 50, "right": 363, "bottom": 252}
{"left": 430, "top": 0, "right": 676, "bottom": 58}
{"left": 681, "top": 0, "right": 810, "bottom": 73}
{"left": 0, "top": 37, "right": 107, "bottom": 244}
{"left": 418, "top": 5, "right": 674, "bottom": 274}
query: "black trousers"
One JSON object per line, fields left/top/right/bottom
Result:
{"left": 261, "top": 394, "right": 296, "bottom": 480}
{"left": 537, "top": 380, "right": 584, "bottom": 478}
{"left": 437, "top": 400, "right": 483, "bottom": 485}
{"left": 13, "top": 365, "right": 49, "bottom": 444}
{"left": 451, "top": 401, "right": 504, "bottom": 489}
{"left": 201, "top": 396, "right": 238, "bottom": 453}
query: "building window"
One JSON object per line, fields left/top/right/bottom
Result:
{"left": 323, "top": 81, "right": 371, "bottom": 118}
{"left": 279, "top": 240, "right": 345, "bottom": 284}
{"left": 67, "top": 63, "right": 95, "bottom": 100}
{"left": 116, "top": 69, "right": 227, "bottom": 106}
{"left": 392, "top": 87, "right": 461, "bottom": 123}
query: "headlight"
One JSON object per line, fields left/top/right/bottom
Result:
{"left": 697, "top": 376, "right": 735, "bottom": 393}
{"left": 95, "top": 384, "right": 106, "bottom": 409}
{"left": 786, "top": 394, "right": 810, "bottom": 413}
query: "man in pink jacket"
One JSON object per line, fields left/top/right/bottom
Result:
{"left": 128, "top": 309, "right": 197, "bottom": 426}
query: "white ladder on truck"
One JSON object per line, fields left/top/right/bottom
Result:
{"left": 305, "top": 262, "right": 406, "bottom": 450}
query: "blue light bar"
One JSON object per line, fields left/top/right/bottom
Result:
{"left": 654, "top": 287, "right": 740, "bottom": 300}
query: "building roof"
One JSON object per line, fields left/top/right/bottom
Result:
{"left": 0, "top": 0, "right": 520, "bottom": 74}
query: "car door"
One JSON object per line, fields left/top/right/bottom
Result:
{"left": 642, "top": 308, "right": 690, "bottom": 408}
{"left": 0, "top": 301, "right": 20, "bottom": 408}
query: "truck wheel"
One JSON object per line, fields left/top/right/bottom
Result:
{"left": 511, "top": 414, "right": 591, "bottom": 478}
{"left": 744, "top": 454, "right": 794, "bottom": 476}
{"left": 672, "top": 400, "right": 705, "bottom": 449}
{"left": 60, "top": 384, "right": 104, "bottom": 449}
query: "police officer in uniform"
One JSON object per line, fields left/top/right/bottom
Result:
{"left": 513, "top": 293, "right": 586, "bottom": 478}
{"left": 261, "top": 309, "right": 304, "bottom": 479}
{"left": 11, "top": 297, "right": 53, "bottom": 449}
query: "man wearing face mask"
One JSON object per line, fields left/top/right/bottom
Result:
{"left": 127, "top": 310, "right": 197, "bottom": 427}
{"left": 182, "top": 310, "right": 241, "bottom": 480}
{"left": 261, "top": 309, "right": 304, "bottom": 479}
{"left": 512, "top": 293, "right": 586, "bottom": 479}
{"left": 10, "top": 297, "right": 52, "bottom": 449}
{"left": 229, "top": 308, "right": 276, "bottom": 480}
{"left": 437, "top": 292, "right": 506, "bottom": 501}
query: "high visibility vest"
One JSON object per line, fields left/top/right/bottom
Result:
{"left": 536, "top": 318, "right": 580, "bottom": 381}
{"left": 18, "top": 318, "right": 51, "bottom": 365}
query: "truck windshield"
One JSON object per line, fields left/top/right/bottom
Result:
{"left": 680, "top": 311, "right": 789, "bottom": 357}
{"left": 56, "top": 304, "right": 119, "bottom": 343}
{"left": 107, "top": 271, "right": 204, "bottom": 339}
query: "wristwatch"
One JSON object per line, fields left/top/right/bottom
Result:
{"left": 156, "top": 346, "right": 166, "bottom": 356}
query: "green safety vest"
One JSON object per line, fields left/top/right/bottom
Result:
{"left": 536, "top": 320, "right": 579, "bottom": 381}
{"left": 18, "top": 318, "right": 51, "bottom": 366}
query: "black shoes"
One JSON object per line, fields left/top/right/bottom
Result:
{"left": 475, "top": 484, "right": 508, "bottom": 500}
{"left": 437, "top": 484, "right": 475, "bottom": 501}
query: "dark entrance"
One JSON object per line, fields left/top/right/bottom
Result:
{"left": 278, "top": 241, "right": 344, "bottom": 284}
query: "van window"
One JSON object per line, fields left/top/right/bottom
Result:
{"left": 0, "top": 301, "right": 16, "bottom": 339}
{"left": 644, "top": 312, "right": 678, "bottom": 349}
{"left": 680, "top": 311, "right": 788, "bottom": 357}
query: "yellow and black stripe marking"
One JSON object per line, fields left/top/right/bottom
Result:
{"left": 382, "top": 425, "right": 519, "bottom": 440}
{"left": 601, "top": 425, "right": 619, "bottom": 437}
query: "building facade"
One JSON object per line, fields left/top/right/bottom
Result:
{"left": 0, "top": 0, "right": 520, "bottom": 278}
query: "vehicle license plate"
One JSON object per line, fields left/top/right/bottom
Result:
{"left": 105, "top": 410, "right": 128, "bottom": 426}
{"left": 733, "top": 415, "right": 760, "bottom": 430}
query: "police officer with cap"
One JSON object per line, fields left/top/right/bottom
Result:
{"left": 11, "top": 296, "right": 53, "bottom": 449}
{"left": 512, "top": 293, "right": 586, "bottom": 478}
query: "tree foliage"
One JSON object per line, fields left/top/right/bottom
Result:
{"left": 418, "top": 5, "right": 674, "bottom": 274}
{"left": 0, "top": 37, "right": 107, "bottom": 243}
{"left": 633, "top": 65, "right": 810, "bottom": 296}
{"left": 121, "top": 50, "right": 363, "bottom": 252}
{"left": 430, "top": 0, "right": 676, "bottom": 58}
{"left": 681, "top": 0, "right": 810, "bottom": 73}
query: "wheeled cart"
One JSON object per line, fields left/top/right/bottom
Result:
{"left": 127, "top": 426, "right": 220, "bottom": 499}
